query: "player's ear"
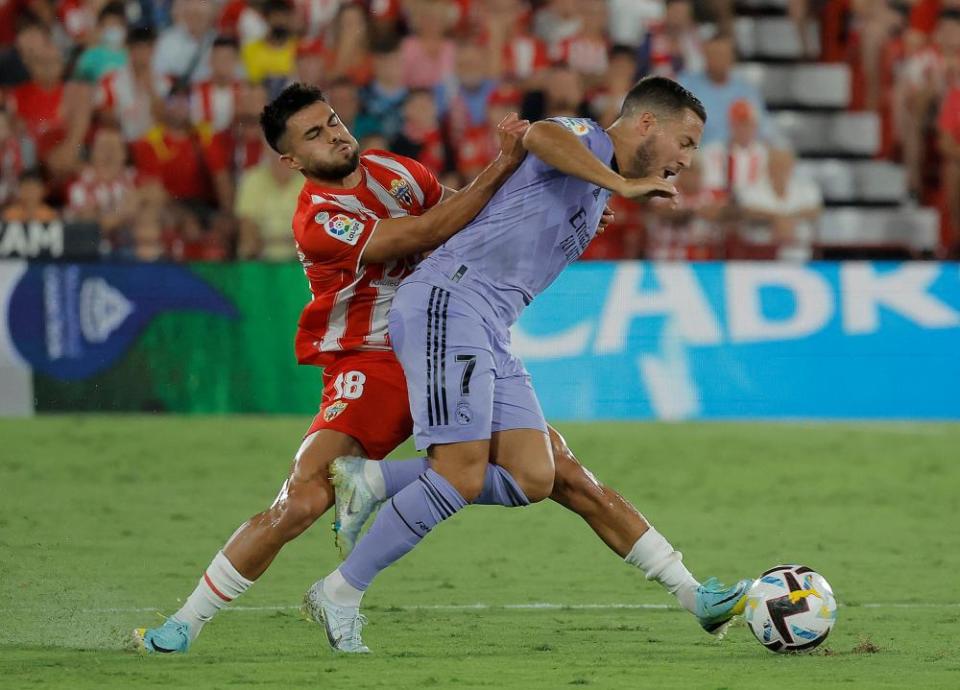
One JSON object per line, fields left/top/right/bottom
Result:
{"left": 634, "top": 111, "right": 657, "bottom": 137}
{"left": 280, "top": 153, "right": 303, "bottom": 173}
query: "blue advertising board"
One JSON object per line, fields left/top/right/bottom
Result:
{"left": 512, "top": 262, "right": 960, "bottom": 420}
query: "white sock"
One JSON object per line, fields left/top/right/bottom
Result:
{"left": 363, "top": 460, "right": 387, "bottom": 500}
{"left": 323, "top": 568, "right": 364, "bottom": 607}
{"left": 174, "top": 551, "right": 254, "bottom": 641}
{"left": 625, "top": 528, "right": 700, "bottom": 614}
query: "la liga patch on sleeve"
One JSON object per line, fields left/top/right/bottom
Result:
{"left": 554, "top": 117, "right": 592, "bottom": 136}
{"left": 316, "top": 212, "right": 365, "bottom": 245}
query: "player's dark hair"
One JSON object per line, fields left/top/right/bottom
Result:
{"left": 939, "top": 9, "right": 960, "bottom": 21}
{"left": 260, "top": 82, "right": 328, "bottom": 154}
{"left": 620, "top": 76, "right": 707, "bottom": 124}
{"left": 212, "top": 35, "right": 240, "bottom": 51}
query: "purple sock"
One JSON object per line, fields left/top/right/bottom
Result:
{"left": 339, "top": 468, "right": 468, "bottom": 590}
{"left": 380, "top": 457, "right": 430, "bottom": 498}
{"left": 474, "top": 464, "right": 530, "bottom": 507}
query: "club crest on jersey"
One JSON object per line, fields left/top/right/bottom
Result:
{"left": 389, "top": 178, "right": 414, "bottom": 207}
{"left": 322, "top": 213, "right": 364, "bottom": 245}
{"left": 555, "top": 117, "right": 591, "bottom": 136}
{"left": 323, "top": 400, "right": 348, "bottom": 422}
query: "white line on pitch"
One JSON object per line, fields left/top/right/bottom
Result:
{"left": 4, "top": 602, "right": 958, "bottom": 615}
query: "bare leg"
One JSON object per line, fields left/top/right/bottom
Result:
{"left": 546, "top": 425, "right": 648, "bottom": 557}
{"left": 490, "top": 428, "right": 556, "bottom": 502}
{"left": 222, "top": 429, "right": 364, "bottom": 578}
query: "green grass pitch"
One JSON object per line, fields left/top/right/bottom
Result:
{"left": 1, "top": 417, "right": 958, "bottom": 688}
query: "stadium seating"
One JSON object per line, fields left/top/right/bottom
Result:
{"left": 735, "top": 17, "right": 819, "bottom": 60}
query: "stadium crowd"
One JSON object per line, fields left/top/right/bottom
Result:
{"left": 0, "top": 0, "right": 956, "bottom": 261}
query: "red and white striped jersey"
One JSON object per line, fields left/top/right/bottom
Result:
{"left": 293, "top": 150, "right": 443, "bottom": 366}
{"left": 701, "top": 140, "right": 768, "bottom": 196}
{"left": 65, "top": 166, "right": 138, "bottom": 219}
{"left": 553, "top": 35, "right": 609, "bottom": 76}
{"left": 190, "top": 81, "right": 240, "bottom": 133}
{"left": 294, "top": 0, "right": 343, "bottom": 39}
{"left": 501, "top": 34, "right": 550, "bottom": 80}
{"left": 97, "top": 67, "right": 173, "bottom": 141}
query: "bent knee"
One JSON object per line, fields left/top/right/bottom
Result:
{"left": 270, "top": 478, "right": 333, "bottom": 537}
{"left": 511, "top": 460, "right": 555, "bottom": 503}
{"left": 522, "top": 472, "right": 554, "bottom": 503}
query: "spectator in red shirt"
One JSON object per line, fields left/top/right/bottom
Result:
{"left": 893, "top": 10, "right": 960, "bottom": 196}
{"left": 455, "top": 84, "right": 520, "bottom": 181}
{"left": 7, "top": 40, "right": 67, "bottom": 166}
{"left": 293, "top": 0, "right": 344, "bottom": 41}
{"left": 390, "top": 87, "right": 452, "bottom": 177}
{"left": 65, "top": 125, "right": 138, "bottom": 246}
{"left": 96, "top": 27, "right": 171, "bottom": 142}
{"left": 295, "top": 35, "right": 327, "bottom": 87}
{"left": 645, "top": 156, "right": 731, "bottom": 260}
{"left": 202, "top": 83, "right": 268, "bottom": 212}
{"left": 701, "top": 99, "right": 770, "bottom": 197}
{"left": 478, "top": 0, "right": 550, "bottom": 86}
{"left": 533, "top": 0, "right": 582, "bottom": 49}
{"left": 553, "top": 0, "right": 610, "bottom": 85}
{"left": 579, "top": 193, "right": 647, "bottom": 260}
{"left": 938, "top": 77, "right": 960, "bottom": 255}
{"left": 856, "top": 0, "right": 909, "bottom": 111}
{"left": 218, "top": 0, "right": 268, "bottom": 45}
{"left": 191, "top": 36, "right": 242, "bottom": 134}
{"left": 0, "top": 0, "right": 27, "bottom": 46}
{"left": 130, "top": 85, "right": 216, "bottom": 209}
{"left": 637, "top": 0, "right": 705, "bottom": 79}
{"left": 58, "top": 0, "right": 101, "bottom": 47}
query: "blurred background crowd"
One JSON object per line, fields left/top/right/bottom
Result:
{"left": 0, "top": 0, "right": 957, "bottom": 262}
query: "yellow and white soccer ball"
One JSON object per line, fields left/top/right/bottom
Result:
{"left": 744, "top": 564, "right": 838, "bottom": 653}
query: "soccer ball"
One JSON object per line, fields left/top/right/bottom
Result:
{"left": 743, "top": 564, "right": 837, "bottom": 653}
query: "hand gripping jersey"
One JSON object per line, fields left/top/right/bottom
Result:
{"left": 291, "top": 149, "right": 443, "bottom": 367}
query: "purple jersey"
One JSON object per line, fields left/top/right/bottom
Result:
{"left": 413, "top": 117, "right": 615, "bottom": 326}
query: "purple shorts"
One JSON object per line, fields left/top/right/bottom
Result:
{"left": 388, "top": 278, "right": 547, "bottom": 451}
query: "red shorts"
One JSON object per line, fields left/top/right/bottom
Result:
{"left": 305, "top": 351, "right": 413, "bottom": 459}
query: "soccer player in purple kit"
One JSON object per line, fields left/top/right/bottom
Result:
{"left": 308, "top": 77, "right": 753, "bottom": 652}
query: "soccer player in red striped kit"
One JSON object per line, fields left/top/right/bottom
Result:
{"left": 136, "top": 83, "right": 738, "bottom": 654}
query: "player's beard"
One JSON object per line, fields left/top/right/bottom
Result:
{"left": 305, "top": 145, "right": 360, "bottom": 181}
{"left": 630, "top": 137, "right": 657, "bottom": 178}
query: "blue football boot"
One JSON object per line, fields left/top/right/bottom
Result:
{"left": 695, "top": 577, "right": 753, "bottom": 636}
{"left": 132, "top": 617, "right": 191, "bottom": 654}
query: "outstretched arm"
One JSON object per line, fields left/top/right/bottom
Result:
{"left": 522, "top": 121, "right": 677, "bottom": 201}
{"left": 360, "top": 114, "right": 528, "bottom": 265}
